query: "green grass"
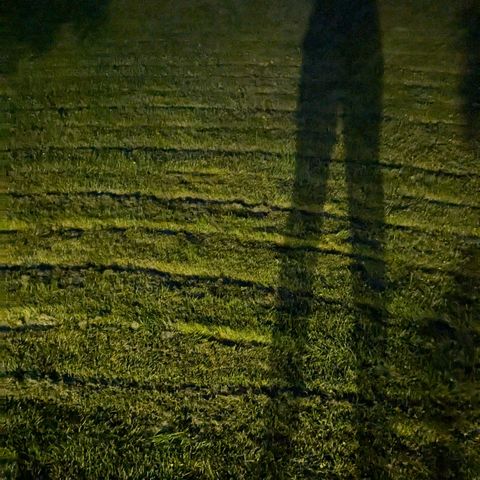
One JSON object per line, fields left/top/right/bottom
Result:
{"left": 1, "top": 0, "right": 479, "bottom": 478}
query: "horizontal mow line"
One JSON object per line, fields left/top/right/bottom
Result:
{"left": 390, "top": 65, "right": 462, "bottom": 76}
{"left": 3, "top": 370, "right": 473, "bottom": 412}
{"left": 4, "top": 146, "right": 477, "bottom": 180}
{"left": 12, "top": 133, "right": 477, "bottom": 166}
{"left": 0, "top": 324, "right": 58, "bottom": 334}
{"left": 156, "top": 170, "right": 220, "bottom": 178}
{"left": 20, "top": 61, "right": 302, "bottom": 69}
{"left": 14, "top": 72, "right": 302, "bottom": 81}
{"left": 5, "top": 105, "right": 470, "bottom": 130}
{"left": 89, "top": 40, "right": 300, "bottom": 47}
{"left": 0, "top": 260, "right": 337, "bottom": 296}
{"left": 2, "top": 262, "right": 477, "bottom": 319}
{"left": 0, "top": 192, "right": 345, "bottom": 238}
{"left": 0, "top": 224, "right": 389, "bottom": 266}
{"left": 0, "top": 262, "right": 378, "bottom": 315}
{"left": 0, "top": 320, "right": 269, "bottom": 347}
{"left": 9, "top": 164, "right": 478, "bottom": 194}
{"left": 9, "top": 122, "right": 465, "bottom": 140}
{"left": 12, "top": 87, "right": 298, "bottom": 97}
{"left": 18, "top": 225, "right": 204, "bottom": 241}
{"left": 7, "top": 191, "right": 291, "bottom": 215}
{"left": 2, "top": 105, "right": 297, "bottom": 115}
{"left": 8, "top": 91, "right": 459, "bottom": 108}
{"left": 3, "top": 145, "right": 287, "bottom": 160}
{"left": 15, "top": 123, "right": 471, "bottom": 143}
{"left": 5, "top": 215, "right": 480, "bottom": 243}
{"left": 0, "top": 369, "right": 360, "bottom": 404}
{"left": 12, "top": 28, "right": 446, "bottom": 43}
{"left": 4, "top": 225, "right": 478, "bottom": 276}
{"left": 385, "top": 48, "right": 460, "bottom": 56}
{"left": 400, "top": 193, "right": 480, "bottom": 210}
{"left": 9, "top": 71, "right": 460, "bottom": 91}
{"left": 4, "top": 70, "right": 297, "bottom": 83}
{"left": 12, "top": 59, "right": 461, "bottom": 75}
{"left": 83, "top": 39, "right": 300, "bottom": 47}
{"left": 91, "top": 30, "right": 300, "bottom": 37}
{"left": 6, "top": 77, "right": 460, "bottom": 95}
{"left": 8, "top": 170, "right": 221, "bottom": 180}
{"left": 3, "top": 264, "right": 477, "bottom": 336}
{"left": 9, "top": 190, "right": 480, "bottom": 225}
{"left": 9, "top": 102, "right": 467, "bottom": 122}
{"left": 0, "top": 263, "right": 389, "bottom": 322}
{"left": 0, "top": 262, "right": 274, "bottom": 291}
{"left": 12, "top": 80, "right": 458, "bottom": 94}
{"left": 20, "top": 124, "right": 301, "bottom": 134}
{"left": 6, "top": 197, "right": 477, "bottom": 250}
{"left": 42, "top": 28, "right": 298, "bottom": 37}
{"left": 3, "top": 104, "right": 467, "bottom": 126}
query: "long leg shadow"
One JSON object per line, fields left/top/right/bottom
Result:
{"left": 460, "top": 0, "right": 480, "bottom": 143}
{"left": 0, "top": 0, "right": 110, "bottom": 75}
{"left": 261, "top": 0, "right": 387, "bottom": 477}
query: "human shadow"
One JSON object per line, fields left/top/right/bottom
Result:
{"left": 459, "top": 0, "right": 480, "bottom": 143}
{"left": 261, "top": 0, "right": 387, "bottom": 477}
{"left": 0, "top": 0, "right": 110, "bottom": 75}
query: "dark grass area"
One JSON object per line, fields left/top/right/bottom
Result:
{"left": 459, "top": 0, "right": 480, "bottom": 143}
{"left": 1, "top": 0, "right": 479, "bottom": 478}
{"left": 0, "top": 0, "right": 110, "bottom": 75}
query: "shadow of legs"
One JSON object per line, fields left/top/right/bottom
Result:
{"left": 460, "top": 0, "right": 480, "bottom": 143}
{"left": 341, "top": 3, "right": 388, "bottom": 475}
{"left": 260, "top": 8, "right": 339, "bottom": 473}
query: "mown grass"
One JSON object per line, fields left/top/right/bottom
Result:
{"left": 1, "top": 0, "right": 479, "bottom": 478}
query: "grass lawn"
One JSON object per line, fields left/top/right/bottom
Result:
{"left": 1, "top": 0, "right": 479, "bottom": 478}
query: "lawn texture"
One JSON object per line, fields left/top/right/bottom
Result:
{"left": 1, "top": 0, "right": 479, "bottom": 478}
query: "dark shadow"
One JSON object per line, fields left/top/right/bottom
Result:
{"left": 459, "top": 0, "right": 480, "bottom": 143}
{"left": 415, "top": 245, "right": 479, "bottom": 479}
{"left": 0, "top": 324, "right": 58, "bottom": 334}
{"left": 0, "top": 0, "right": 110, "bottom": 75}
{"left": 260, "top": 0, "right": 386, "bottom": 477}
{"left": 414, "top": 4, "right": 480, "bottom": 474}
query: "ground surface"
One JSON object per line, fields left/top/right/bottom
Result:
{"left": 1, "top": 0, "right": 479, "bottom": 478}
